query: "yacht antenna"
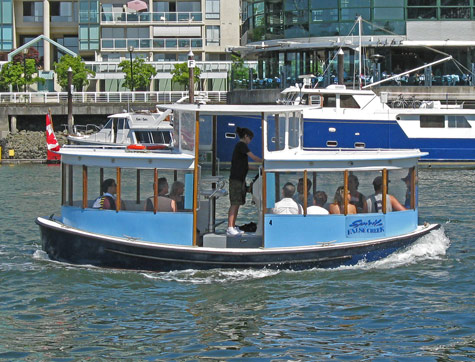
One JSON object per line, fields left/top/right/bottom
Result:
{"left": 358, "top": 15, "right": 362, "bottom": 89}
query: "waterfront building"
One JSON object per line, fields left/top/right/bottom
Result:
{"left": 0, "top": 0, "right": 240, "bottom": 91}
{"left": 240, "top": 0, "right": 475, "bottom": 88}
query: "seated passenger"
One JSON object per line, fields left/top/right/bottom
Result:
{"left": 292, "top": 177, "right": 314, "bottom": 207}
{"left": 92, "top": 178, "right": 117, "bottom": 210}
{"left": 307, "top": 191, "right": 329, "bottom": 215}
{"left": 272, "top": 182, "right": 303, "bottom": 215}
{"left": 329, "top": 186, "right": 357, "bottom": 214}
{"left": 145, "top": 177, "right": 176, "bottom": 212}
{"left": 366, "top": 176, "right": 406, "bottom": 213}
{"left": 169, "top": 180, "right": 185, "bottom": 211}
{"left": 348, "top": 174, "right": 368, "bottom": 213}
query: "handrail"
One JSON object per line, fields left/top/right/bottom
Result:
{"left": 0, "top": 91, "right": 227, "bottom": 104}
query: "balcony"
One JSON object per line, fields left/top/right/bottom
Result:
{"left": 84, "top": 61, "right": 232, "bottom": 75}
{"left": 100, "top": 38, "right": 203, "bottom": 51}
{"left": 100, "top": 11, "right": 202, "bottom": 25}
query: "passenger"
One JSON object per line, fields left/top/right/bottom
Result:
{"left": 329, "top": 186, "right": 357, "bottom": 215}
{"left": 227, "top": 127, "right": 262, "bottom": 236}
{"left": 307, "top": 191, "right": 329, "bottom": 215}
{"left": 292, "top": 177, "right": 313, "bottom": 206}
{"left": 145, "top": 177, "right": 176, "bottom": 212}
{"left": 272, "top": 182, "right": 303, "bottom": 214}
{"left": 169, "top": 180, "right": 185, "bottom": 211}
{"left": 348, "top": 174, "right": 368, "bottom": 213}
{"left": 366, "top": 176, "right": 406, "bottom": 213}
{"left": 92, "top": 178, "right": 117, "bottom": 210}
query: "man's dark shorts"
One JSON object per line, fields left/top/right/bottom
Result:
{"left": 229, "top": 179, "right": 246, "bottom": 206}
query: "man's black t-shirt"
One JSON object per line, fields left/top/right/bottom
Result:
{"left": 229, "top": 141, "right": 250, "bottom": 181}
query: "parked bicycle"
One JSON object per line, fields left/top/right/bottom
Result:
{"left": 391, "top": 94, "right": 422, "bottom": 108}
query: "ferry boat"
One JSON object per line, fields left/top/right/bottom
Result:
{"left": 36, "top": 104, "right": 440, "bottom": 271}
{"left": 67, "top": 109, "right": 174, "bottom": 148}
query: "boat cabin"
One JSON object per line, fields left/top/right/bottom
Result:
{"left": 57, "top": 105, "right": 424, "bottom": 251}
{"left": 279, "top": 84, "right": 391, "bottom": 112}
{"left": 68, "top": 109, "right": 174, "bottom": 147}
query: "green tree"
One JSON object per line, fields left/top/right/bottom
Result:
{"left": 170, "top": 62, "right": 201, "bottom": 90}
{"left": 119, "top": 58, "right": 157, "bottom": 91}
{"left": 0, "top": 59, "right": 45, "bottom": 92}
{"left": 231, "top": 54, "right": 249, "bottom": 80}
{"left": 54, "top": 55, "right": 95, "bottom": 91}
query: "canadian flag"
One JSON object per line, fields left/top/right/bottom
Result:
{"left": 46, "top": 113, "right": 61, "bottom": 161}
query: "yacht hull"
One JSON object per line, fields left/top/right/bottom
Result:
{"left": 36, "top": 217, "right": 440, "bottom": 272}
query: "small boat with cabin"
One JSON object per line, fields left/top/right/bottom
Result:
{"left": 36, "top": 104, "right": 440, "bottom": 271}
{"left": 67, "top": 108, "right": 174, "bottom": 149}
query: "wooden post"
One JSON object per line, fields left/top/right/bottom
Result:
{"left": 136, "top": 169, "right": 141, "bottom": 204}
{"left": 153, "top": 168, "right": 158, "bottom": 214}
{"left": 82, "top": 165, "right": 88, "bottom": 209}
{"left": 382, "top": 168, "right": 388, "bottom": 214}
{"left": 192, "top": 110, "right": 200, "bottom": 246}
{"left": 343, "top": 170, "right": 349, "bottom": 215}
{"left": 99, "top": 168, "right": 104, "bottom": 195}
{"left": 68, "top": 165, "right": 73, "bottom": 206}
{"left": 61, "top": 163, "right": 66, "bottom": 205}
{"left": 410, "top": 166, "right": 416, "bottom": 209}
{"left": 303, "top": 170, "right": 308, "bottom": 215}
{"left": 116, "top": 167, "right": 121, "bottom": 212}
{"left": 312, "top": 172, "right": 317, "bottom": 196}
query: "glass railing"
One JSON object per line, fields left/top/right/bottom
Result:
{"left": 100, "top": 11, "right": 202, "bottom": 24}
{"left": 101, "top": 38, "right": 203, "bottom": 50}
{"left": 84, "top": 61, "right": 232, "bottom": 74}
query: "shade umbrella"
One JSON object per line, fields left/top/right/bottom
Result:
{"left": 127, "top": 0, "right": 148, "bottom": 12}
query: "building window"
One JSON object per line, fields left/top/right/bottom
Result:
{"left": 79, "top": 24, "right": 99, "bottom": 50}
{"left": 51, "top": 1, "right": 76, "bottom": 22}
{"left": 205, "top": 0, "right": 219, "bottom": 19}
{"left": 79, "top": 0, "right": 98, "bottom": 23}
{"left": 206, "top": 25, "right": 220, "bottom": 46}
{"left": 23, "top": 1, "right": 43, "bottom": 22}
{"left": 0, "top": 24, "right": 12, "bottom": 50}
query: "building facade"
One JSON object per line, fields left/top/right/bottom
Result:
{"left": 0, "top": 0, "right": 239, "bottom": 91}
{"left": 240, "top": 0, "right": 475, "bottom": 88}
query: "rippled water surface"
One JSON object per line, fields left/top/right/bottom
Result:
{"left": 0, "top": 164, "right": 473, "bottom": 360}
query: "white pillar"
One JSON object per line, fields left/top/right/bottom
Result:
{"left": 43, "top": 0, "right": 51, "bottom": 71}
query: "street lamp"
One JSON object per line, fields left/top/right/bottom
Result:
{"left": 187, "top": 50, "right": 195, "bottom": 103}
{"left": 128, "top": 45, "right": 134, "bottom": 92}
{"left": 22, "top": 48, "right": 28, "bottom": 93}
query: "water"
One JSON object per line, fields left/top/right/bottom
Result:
{"left": 0, "top": 164, "right": 474, "bottom": 360}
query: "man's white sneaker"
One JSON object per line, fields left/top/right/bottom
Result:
{"left": 235, "top": 226, "right": 244, "bottom": 234}
{"left": 226, "top": 227, "right": 240, "bottom": 236}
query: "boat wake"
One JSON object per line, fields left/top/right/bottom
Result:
{"left": 142, "top": 268, "right": 281, "bottom": 284}
{"left": 346, "top": 226, "right": 450, "bottom": 270}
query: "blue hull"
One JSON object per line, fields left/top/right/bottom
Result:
{"left": 215, "top": 117, "right": 475, "bottom": 163}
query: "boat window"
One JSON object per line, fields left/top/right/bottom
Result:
{"left": 123, "top": 119, "right": 130, "bottom": 129}
{"left": 323, "top": 95, "right": 336, "bottom": 108}
{"left": 340, "top": 95, "right": 360, "bottom": 109}
{"left": 264, "top": 170, "right": 414, "bottom": 216}
{"left": 354, "top": 142, "right": 366, "bottom": 148}
{"left": 225, "top": 133, "right": 236, "bottom": 139}
{"left": 103, "top": 118, "right": 113, "bottom": 129}
{"left": 448, "top": 115, "right": 471, "bottom": 128}
{"left": 308, "top": 95, "right": 322, "bottom": 106}
{"left": 326, "top": 140, "right": 338, "bottom": 147}
{"left": 117, "top": 118, "right": 125, "bottom": 130}
{"left": 420, "top": 115, "right": 445, "bottom": 128}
